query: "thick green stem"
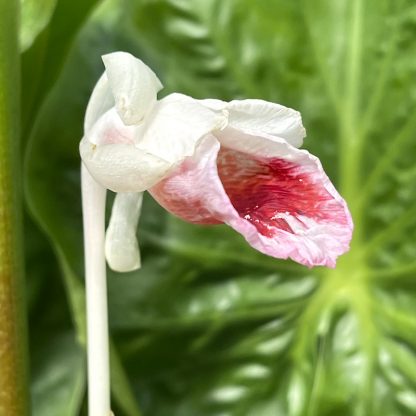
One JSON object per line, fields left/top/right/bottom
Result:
{"left": 0, "top": 1, "right": 29, "bottom": 415}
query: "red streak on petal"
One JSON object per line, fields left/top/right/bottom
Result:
{"left": 217, "top": 148, "right": 342, "bottom": 237}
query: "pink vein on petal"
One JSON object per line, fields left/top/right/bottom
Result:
{"left": 217, "top": 148, "right": 349, "bottom": 237}
{"left": 150, "top": 134, "right": 353, "bottom": 268}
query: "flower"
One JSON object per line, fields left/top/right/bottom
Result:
{"left": 80, "top": 52, "right": 353, "bottom": 271}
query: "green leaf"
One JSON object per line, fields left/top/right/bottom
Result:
{"left": 31, "top": 333, "right": 86, "bottom": 416}
{"left": 25, "top": 0, "right": 416, "bottom": 415}
{"left": 21, "top": 0, "right": 100, "bottom": 138}
{"left": 19, "top": 0, "right": 57, "bottom": 52}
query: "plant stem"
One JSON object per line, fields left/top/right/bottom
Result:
{"left": 81, "top": 164, "right": 112, "bottom": 416}
{"left": 0, "top": 1, "right": 29, "bottom": 415}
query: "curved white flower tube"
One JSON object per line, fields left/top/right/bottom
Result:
{"left": 81, "top": 164, "right": 110, "bottom": 416}
{"left": 80, "top": 51, "right": 353, "bottom": 415}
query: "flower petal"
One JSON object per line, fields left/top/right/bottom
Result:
{"left": 80, "top": 92, "right": 226, "bottom": 193}
{"left": 150, "top": 135, "right": 224, "bottom": 225}
{"left": 80, "top": 109, "right": 171, "bottom": 192}
{"left": 150, "top": 131, "right": 352, "bottom": 268}
{"left": 85, "top": 108, "right": 137, "bottom": 146}
{"left": 102, "top": 52, "right": 163, "bottom": 125}
{"left": 135, "top": 93, "right": 228, "bottom": 164}
{"left": 200, "top": 98, "right": 306, "bottom": 147}
{"left": 214, "top": 134, "right": 353, "bottom": 268}
{"left": 105, "top": 192, "right": 143, "bottom": 272}
{"left": 84, "top": 73, "right": 114, "bottom": 134}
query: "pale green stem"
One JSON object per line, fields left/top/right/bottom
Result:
{"left": 0, "top": 1, "right": 29, "bottom": 415}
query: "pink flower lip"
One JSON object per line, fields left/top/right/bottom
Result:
{"left": 150, "top": 133, "right": 353, "bottom": 269}
{"left": 219, "top": 147, "right": 349, "bottom": 233}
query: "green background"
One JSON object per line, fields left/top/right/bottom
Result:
{"left": 19, "top": 0, "right": 416, "bottom": 415}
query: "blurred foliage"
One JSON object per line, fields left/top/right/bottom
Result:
{"left": 19, "top": 0, "right": 416, "bottom": 415}
{"left": 19, "top": 0, "right": 57, "bottom": 52}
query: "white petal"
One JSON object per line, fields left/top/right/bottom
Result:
{"left": 215, "top": 126, "right": 297, "bottom": 159}
{"left": 87, "top": 107, "right": 137, "bottom": 146}
{"left": 105, "top": 192, "right": 143, "bottom": 272}
{"left": 80, "top": 137, "right": 171, "bottom": 193}
{"left": 199, "top": 98, "right": 306, "bottom": 148}
{"left": 102, "top": 52, "right": 163, "bottom": 125}
{"left": 227, "top": 99, "right": 306, "bottom": 148}
{"left": 135, "top": 92, "right": 228, "bottom": 164}
{"left": 84, "top": 74, "right": 114, "bottom": 134}
{"left": 199, "top": 98, "right": 228, "bottom": 112}
{"left": 80, "top": 109, "right": 172, "bottom": 192}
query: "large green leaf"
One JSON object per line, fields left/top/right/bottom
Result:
{"left": 26, "top": 234, "right": 85, "bottom": 416}
{"left": 31, "top": 333, "right": 85, "bottom": 416}
{"left": 21, "top": 0, "right": 100, "bottom": 138}
{"left": 19, "top": 0, "right": 57, "bottom": 52}
{"left": 25, "top": 0, "right": 416, "bottom": 415}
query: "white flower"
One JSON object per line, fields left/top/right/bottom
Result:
{"left": 80, "top": 52, "right": 352, "bottom": 272}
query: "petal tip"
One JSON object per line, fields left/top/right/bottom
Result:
{"left": 101, "top": 51, "right": 163, "bottom": 125}
{"left": 105, "top": 239, "right": 141, "bottom": 273}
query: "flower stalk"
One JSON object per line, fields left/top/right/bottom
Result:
{"left": 0, "top": 1, "right": 29, "bottom": 415}
{"left": 81, "top": 164, "right": 111, "bottom": 416}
